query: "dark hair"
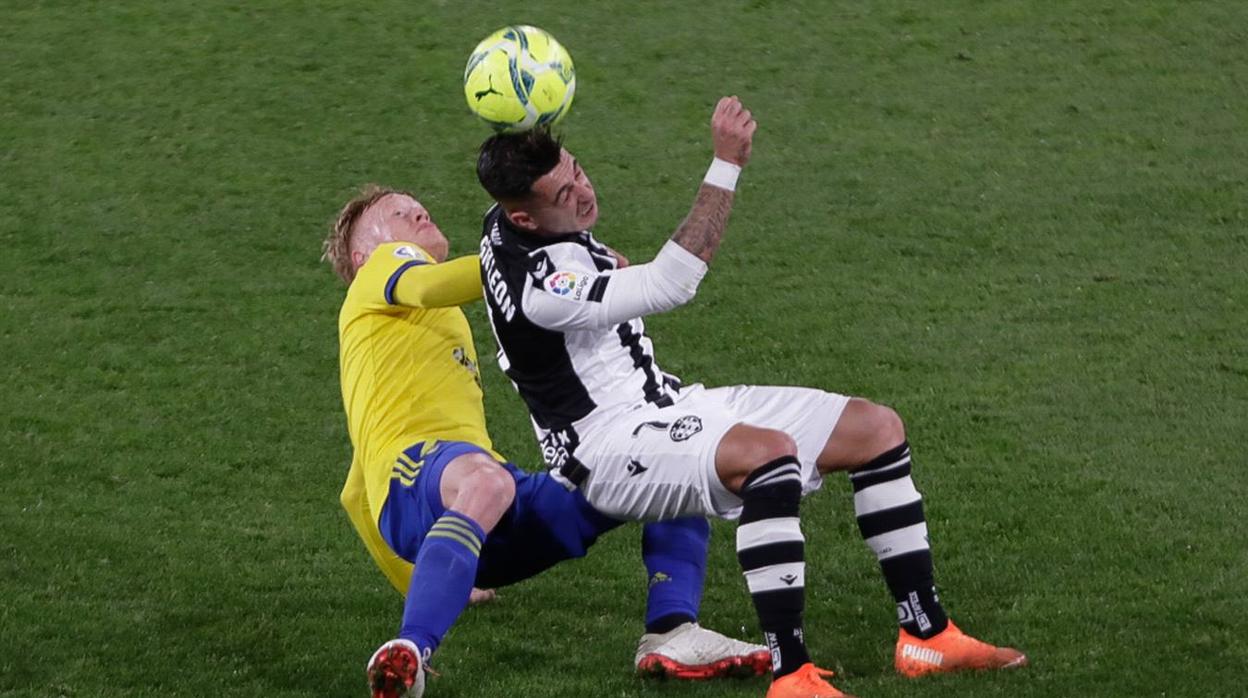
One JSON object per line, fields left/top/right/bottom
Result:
{"left": 476, "top": 128, "right": 563, "bottom": 204}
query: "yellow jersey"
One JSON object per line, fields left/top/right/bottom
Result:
{"left": 335, "top": 242, "right": 495, "bottom": 593}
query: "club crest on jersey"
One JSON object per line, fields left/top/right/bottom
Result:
{"left": 544, "top": 271, "right": 589, "bottom": 300}
{"left": 392, "top": 245, "right": 428, "bottom": 261}
{"left": 452, "top": 346, "right": 480, "bottom": 384}
{"left": 669, "top": 415, "right": 703, "bottom": 442}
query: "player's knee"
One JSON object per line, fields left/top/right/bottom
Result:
{"left": 443, "top": 455, "right": 516, "bottom": 528}
{"left": 847, "top": 399, "right": 907, "bottom": 459}
{"left": 731, "top": 424, "right": 798, "bottom": 465}
{"left": 753, "top": 427, "right": 799, "bottom": 463}
{"left": 464, "top": 462, "right": 516, "bottom": 508}
{"left": 869, "top": 402, "right": 906, "bottom": 450}
{"left": 819, "top": 399, "right": 908, "bottom": 471}
{"left": 717, "top": 424, "right": 799, "bottom": 491}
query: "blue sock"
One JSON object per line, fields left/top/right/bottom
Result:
{"left": 642, "top": 517, "right": 709, "bottom": 633}
{"left": 398, "top": 511, "right": 486, "bottom": 654}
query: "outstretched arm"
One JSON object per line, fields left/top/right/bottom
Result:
{"left": 352, "top": 249, "right": 484, "bottom": 310}
{"left": 354, "top": 245, "right": 484, "bottom": 310}
{"left": 387, "top": 255, "right": 483, "bottom": 308}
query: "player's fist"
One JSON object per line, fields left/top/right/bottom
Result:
{"left": 711, "top": 96, "right": 756, "bottom": 167}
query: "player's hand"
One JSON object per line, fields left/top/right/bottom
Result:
{"left": 468, "top": 587, "right": 497, "bottom": 605}
{"left": 711, "top": 96, "right": 756, "bottom": 167}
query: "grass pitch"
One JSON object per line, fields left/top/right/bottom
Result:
{"left": 2, "top": 2, "right": 1245, "bottom": 697}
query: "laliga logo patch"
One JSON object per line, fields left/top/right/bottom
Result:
{"left": 452, "top": 346, "right": 479, "bottom": 381}
{"left": 392, "top": 245, "right": 427, "bottom": 261}
{"left": 669, "top": 415, "right": 703, "bottom": 442}
{"left": 545, "top": 270, "right": 585, "bottom": 299}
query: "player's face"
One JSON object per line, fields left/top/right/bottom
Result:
{"left": 523, "top": 149, "right": 598, "bottom": 234}
{"left": 359, "top": 193, "right": 449, "bottom": 262}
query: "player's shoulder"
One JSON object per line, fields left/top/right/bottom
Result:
{"left": 345, "top": 243, "right": 436, "bottom": 306}
{"left": 537, "top": 238, "right": 595, "bottom": 264}
{"left": 354, "top": 243, "right": 434, "bottom": 282}
{"left": 526, "top": 240, "right": 599, "bottom": 282}
{"left": 373, "top": 242, "right": 435, "bottom": 267}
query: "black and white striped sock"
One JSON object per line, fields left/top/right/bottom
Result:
{"left": 850, "top": 441, "right": 948, "bottom": 639}
{"left": 736, "top": 456, "right": 810, "bottom": 678}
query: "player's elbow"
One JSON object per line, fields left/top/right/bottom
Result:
{"left": 648, "top": 241, "right": 707, "bottom": 308}
{"left": 644, "top": 259, "right": 702, "bottom": 310}
{"left": 646, "top": 275, "right": 699, "bottom": 312}
{"left": 666, "top": 278, "right": 700, "bottom": 306}
{"left": 631, "top": 262, "right": 699, "bottom": 312}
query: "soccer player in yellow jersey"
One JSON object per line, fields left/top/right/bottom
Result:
{"left": 324, "top": 186, "right": 770, "bottom": 698}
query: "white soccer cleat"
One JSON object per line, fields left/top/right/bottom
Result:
{"left": 635, "top": 622, "right": 772, "bottom": 680}
{"left": 367, "top": 639, "right": 426, "bottom": 698}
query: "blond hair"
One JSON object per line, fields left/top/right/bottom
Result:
{"left": 323, "top": 184, "right": 412, "bottom": 284}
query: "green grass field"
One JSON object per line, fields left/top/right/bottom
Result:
{"left": 2, "top": 1, "right": 1245, "bottom": 696}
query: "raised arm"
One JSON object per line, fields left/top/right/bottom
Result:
{"left": 521, "top": 97, "right": 757, "bottom": 332}
{"left": 670, "top": 96, "right": 757, "bottom": 263}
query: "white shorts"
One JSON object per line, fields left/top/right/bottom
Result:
{"left": 573, "top": 384, "right": 850, "bottom": 521}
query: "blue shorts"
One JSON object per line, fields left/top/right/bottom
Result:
{"left": 378, "top": 440, "right": 623, "bottom": 588}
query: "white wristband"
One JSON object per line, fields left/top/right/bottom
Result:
{"left": 703, "top": 157, "right": 742, "bottom": 192}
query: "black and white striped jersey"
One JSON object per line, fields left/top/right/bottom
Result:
{"left": 479, "top": 205, "right": 707, "bottom": 473}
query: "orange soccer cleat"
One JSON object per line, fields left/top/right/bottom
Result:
{"left": 765, "top": 663, "right": 857, "bottom": 698}
{"left": 894, "top": 621, "right": 1028, "bottom": 678}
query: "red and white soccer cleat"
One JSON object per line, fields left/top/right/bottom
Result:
{"left": 765, "top": 663, "right": 856, "bottom": 698}
{"left": 894, "top": 621, "right": 1028, "bottom": 678}
{"left": 367, "top": 639, "right": 426, "bottom": 698}
{"left": 635, "top": 622, "right": 772, "bottom": 679}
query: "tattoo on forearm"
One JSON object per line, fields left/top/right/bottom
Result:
{"left": 671, "top": 184, "right": 734, "bottom": 263}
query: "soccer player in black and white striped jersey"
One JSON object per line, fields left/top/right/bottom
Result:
{"left": 476, "top": 97, "right": 1027, "bottom": 698}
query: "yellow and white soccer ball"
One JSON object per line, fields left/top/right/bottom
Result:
{"left": 464, "top": 25, "right": 576, "bottom": 133}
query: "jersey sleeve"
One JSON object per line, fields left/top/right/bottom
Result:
{"left": 350, "top": 244, "right": 482, "bottom": 310}
{"left": 520, "top": 241, "right": 708, "bottom": 331}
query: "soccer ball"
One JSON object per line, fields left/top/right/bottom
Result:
{"left": 463, "top": 25, "right": 576, "bottom": 133}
